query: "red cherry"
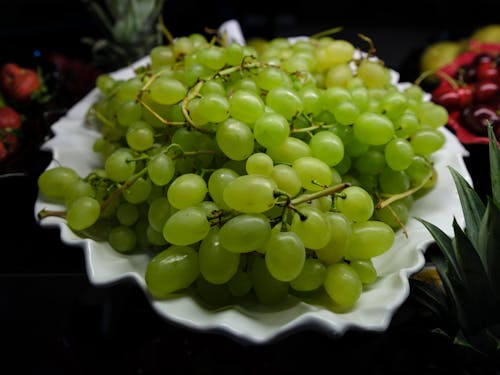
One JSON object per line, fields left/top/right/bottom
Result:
{"left": 460, "top": 104, "right": 500, "bottom": 136}
{"left": 477, "top": 61, "right": 499, "bottom": 82}
{"left": 475, "top": 81, "right": 500, "bottom": 103}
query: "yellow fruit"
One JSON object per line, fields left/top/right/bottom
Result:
{"left": 471, "top": 24, "right": 500, "bottom": 43}
{"left": 419, "top": 41, "right": 461, "bottom": 74}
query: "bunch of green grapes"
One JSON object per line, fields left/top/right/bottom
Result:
{"left": 37, "top": 30, "right": 448, "bottom": 310}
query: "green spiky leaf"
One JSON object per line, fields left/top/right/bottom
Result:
{"left": 478, "top": 198, "right": 500, "bottom": 301}
{"left": 488, "top": 126, "right": 500, "bottom": 210}
{"left": 452, "top": 218, "right": 499, "bottom": 334}
{"left": 448, "top": 166, "right": 485, "bottom": 248}
{"left": 416, "top": 218, "right": 462, "bottom": 282}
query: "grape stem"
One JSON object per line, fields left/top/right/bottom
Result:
{"left": 37, "top": 208, "right": 66, "bottom": 220}
{"left": 376, "top": 170, "right": 434, "bottom": 209}
{"left": 290, "top": 182, "right": 351, "bottom": 206}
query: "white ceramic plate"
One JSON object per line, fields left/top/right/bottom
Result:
{"left": 33, "top": 29, "right": 472, "bottom": 345}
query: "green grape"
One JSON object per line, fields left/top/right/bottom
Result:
{"left": 147, "top": 153, "right": 175, "bottom": 186}
{"left": 196, "top": 200, "right": 220, "bottom": 217}
{"left": 38, "top": 166, "right": 80, "bottom": 202}
{"left": 251, "top": 256, "right": 289, "bottom": 305}
{"left": 350, "top": 259, "right": 378, "bottom": 284}
{"left": 264, "top": 231, "right": 305, "bottom": 281}
{"left": 289, "top": 258, "right": 326, "bottom": 292}
{"left": 228, "top": 270, "right": 253, "bottom": 297}
{"left": 409, "top": 128, "right": 445, "bottom": 155}
{"left": 185, "top": 97, "right": 208, "bottom": 126}
{"left": 105, "top": 148, "right": 136, "bottom": 182}
{"left": 116, "top": 77, "right": 142, "bottom": 101}
{"left": 266, "top": 136, "right": 311, "bottom": 164}
{"left": 216, "top": 118, "right": 254, "bottom": 161}
{"left": 353, "top": 112, "right": 394, "bottom": 145}
{"left": 384, "top": 137, "right": 414, "bottom": 171}
{"left": 145, "top": 246, "right": 199, "bottom": 299}
{"left": 353, "top": 148, "right": 386, "bottom": 175}
{"left": 378, "top": 166, "right": 410, "bottom": 194}
{"left": 292, "top": 156, "right": 332, "bottom": 191}
{"left": 375, "top": 200, "right": 410, "bottom": 230}
{"left": 228, "top": 89, "right": 265, "bottom": 124}
{"left": 126, "top": 121, "right": 154, "bottom": 151}
{"left": 162, "top": 206, "right": 210, "bottom": 246}
{"left": 108, "top": 224, "right": 137, "bottom": 253}
{"left": 291, "top": 205, "right": 330, "bottom": 249}
{"left": 224, "top": 42, "right": 245, "bottom": 66}
{"left": 394, "top": 111, "right": 420, "bottom": 138}
{"left": 345, "top": 220, "right": 395, "bottom": 260}
{"left": 324, "top": 262, "right": 362, "bottom": 309}
{"left": 199, "top": 228, "right": 240, "bottom": 284}
{"left": 406, "top": 155, "right": 432, "bottom": 187}
{"left": 246, "top": 152, "right": 274, "bottom": 176}
{"left": 123, "top": 176, "right": 152, "bottom": 204}
{"left": 64, "top": 179, "right": 95, "bottom": 206}
{"left": 219, "top": 213, "right": 271, "bottom": 253}
{"left": 167, "top": 173, "right": 207, "bottom": 209}
{"left": 198, "top": 93, "right": 230, "bottom": 123}
{"left": 381, "top": 91, "right": 408, "bottom": 119}
{"left": 195, "top": 276, "right": 232, "bottom": 307}
{"left": 229, "top": 77, "right": 259, "bottom": 93}
{"left": 299, "top": 86, "right": 322, "bottom": 116}
{"left": 325, "top": 63, "right": 353, "bottom": 88}
{"left": 265, "top": 86, "right": 303, "bottom": 120}
{"left": 146, "top": 225, "right": 168, "bottom": 246}
{"left": 334, "top": 185, "right": 374, "bottom": 222}
{"left": 270, "top": 164, "right": 302, "bottom": 197}
{"left": 96, "top": 74, "right": 116, "bottom": 95}
{"left": 116, "top": 202, "right": 139, "bottom": 226}
{"left": 344, "top": 138, "right": 370, "bottom": 157}
{"left": 116, "top": 99, "right": 142, "bottom": 127}
{"left": 417, "top": 101, "right": 448, "bottom": 128}
{"left": 321, "top": 86, "right": 351, "bottom": 110}
{"left": 207, "top": 168, "right": 239, "bottom": 210}
{"left": 149, "top": 45, "right": 175, "bottom": 68}
{"left": 309, "top": 131, "right": 344, "bottom": 167}
{"left": 66, "top": 196, "right": 101, "bottom": 231}
{"left": 356, "top": 59, "right": 390, "bottom": 88}
{"left": 198, "top": 45, "right": 226, "bottom": 70}
{"left": 349, "top": 86, "right": 369, "bottom": 112}
{"left": 315, "top": 211, "right": 352, "bottom": 264}
{"left": 333, "top": 100, "right": 360, "bottom": 125}
{"left": 253, "top": 112, "right": 290, "bottom": 149}
{"left": 148, "top": 197, "right": 171, "bottom": 232}
{"left": 223, "top": 174, "right": 277, "bottom": 213}
{"left": 255, "top": 66, "right": 291, "bottom": 91}
{"left": 199, "top": 79, "right": 226, "bottom": 97}
{"left": 150, "top": 76, "right": 187, "bottom": 105}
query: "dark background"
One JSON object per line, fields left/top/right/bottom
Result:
{"left": 1, "top": 1, "right": 499, "bottom": 374}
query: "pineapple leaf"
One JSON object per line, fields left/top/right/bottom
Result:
{"left": 452, "top": 218, "right": 499, "bottom": 334}
{"left": 487, "top": 125, "right": 500, "bottom": 210}
{"left": 416, "top": 218, "right": 462, "bottom": 281}
{"left": 410, "top": 279, "right": 450, "bottom": 322}
{"left": 428, "top": 251, "right": 471, "bottom": 335}
{"left": 448, "top": 166, "right": 485, "bottom": 248}
{"left": 478, "top": 197, "right": 500, "bottom": 301}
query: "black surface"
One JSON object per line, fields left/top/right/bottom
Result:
{"left": 1, "top": 2, "right": 500, "bottom": 374}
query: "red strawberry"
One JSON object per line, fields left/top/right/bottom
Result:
{"left": 0, "top": 141, "right": 7, "bottom": 161}
{"left": 0, "top": 63, "right": 41, "bottom": 102}
{"left": 0, "top": 106, "right": 22, "bottom": 131}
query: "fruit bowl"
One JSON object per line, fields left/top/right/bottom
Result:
{"left": 33, "top": 49, "right": 471, "bottom": 343}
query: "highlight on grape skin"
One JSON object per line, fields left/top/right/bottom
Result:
{"left": 36, "top": 29, "right": 449, "bottom": 311}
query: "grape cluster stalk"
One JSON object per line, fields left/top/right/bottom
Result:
{"left": 37, "top": 30, "right": 449, "bottom": 310}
